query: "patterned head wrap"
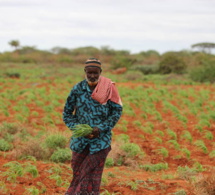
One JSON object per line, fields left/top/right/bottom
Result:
{"left": 85, "top": 58, "right": 101, "bottom": 68}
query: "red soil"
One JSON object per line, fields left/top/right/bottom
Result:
{"left": 0, "top": 82, "right": 215, "bottom": 195}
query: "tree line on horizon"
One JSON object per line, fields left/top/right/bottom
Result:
{"left": 7, "top": 39, "right": 215, "bottom": 55}
{"left": 1, "top": 40, "right": 215, "bottom": 83}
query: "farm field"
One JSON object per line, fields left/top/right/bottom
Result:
{"left": 0, "top": 63, "right": 215, "bottom": 195}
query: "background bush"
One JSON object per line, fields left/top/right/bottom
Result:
{"left": 133, "top": 65, "right": 159, "bottom": 75}
{"left": 189, "top": 59, "right": 215, "bottom": 83}
{"left": 159, "top": 53, "right": 187, "bottom": 74}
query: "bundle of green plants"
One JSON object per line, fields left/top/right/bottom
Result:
{"left": 71, "top": 124, "right": 93, "bottom": 138}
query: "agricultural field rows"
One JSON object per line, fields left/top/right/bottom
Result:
{"left": 0, "top": 63, "right": 215, "bottom": 195}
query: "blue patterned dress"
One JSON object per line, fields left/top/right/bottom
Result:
{"left": 63, "top": 79, "right": 123, "bottom": 154}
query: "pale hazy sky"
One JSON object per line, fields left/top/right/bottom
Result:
{"left": 0, "top": 0, "right": 214, "bottom": 54}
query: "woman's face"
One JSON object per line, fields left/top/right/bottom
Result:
{"left": 85, "top": 66, "right": 102, "bottom": 86}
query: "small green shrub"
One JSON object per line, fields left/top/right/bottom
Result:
{"left": 0, "top": 122, "right": 19, "bottom": 136}
{"left": 194, "top": 140, "right": 208, "bottom": 154}
{"left": 155, "top": 147, "right": 169, "bottom": 158}
{"left": 140, "top": 162, "right": 168, "bottom": 172}
{"left": 167, "top": 140, "right": 180, "bottom": 150}
{"left": 24, "top": 163, "right": 39, "bottom": 178}
{"left": 50, "top": 148, "right": 71, "bottom": 163}
{"left": 209, "top": 150, "right": 215, "bottom": 158}
{"left": 48, "top": 174, "right": 63, "bottom": 186}
{"left": 115, "top": 134, "right": 130, "bottom": 143}
{"left": 120, "top": 143, "right": 142, "bottom": 157}
{"left": 105, "top": 158, "right": 114, "bottom": 167}
{"left": 173, "top": 189, "right": 187, "bottom": 195}
{"left": 45, "top": 134, "right": 67, "bottom": 150}
{"left": 0, "top": 139, "right": 13, "bottom": 151}
{"left": 181, "top": 148, "right": 191, "bottom": 159}
{"left": 24, "top": 186, "right": 39, "bottom": 195}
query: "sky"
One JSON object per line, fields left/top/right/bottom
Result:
{"left": 0, "top": 0, "right": 215, "bottom": 54}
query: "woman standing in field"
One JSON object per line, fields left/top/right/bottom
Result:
{"left": 63, "top": 58, "right": 123, "bottom": 195}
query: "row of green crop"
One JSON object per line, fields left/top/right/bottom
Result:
{"left": 120, "top": 85, "right": 215, "bottom": 123}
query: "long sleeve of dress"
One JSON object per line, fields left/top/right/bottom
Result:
{"left": 97, "top": 101, "right": 122, "bottom": 132}
{"left": 63, "top": 88, "right": 78, "bottom": 130}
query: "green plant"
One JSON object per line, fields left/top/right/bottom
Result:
{"left": 49, "top": 174, "right": 63, "bottom": 186}
{"left": 132, "top": 120, "right": 142, "bottom": 127}
{"left": 20, "top": 156, "right": 37, "bottom": 162}
{"left": 194, "top": 140, "right": 208, "bottom": 154}
{"left": 0, "top": 139, "right": 12, "bottom": 151}
{"left": 173, "top": 189, "right": 187, "bottom": 195}
{"left": 140, "top": 162, "right": 168, "bottom": 172}
{"left": 127, "top": 181, "right": 139, "bottom": 191}
{"left": 24, "top": 163, "right": 39, "bottom": 178}
{"left": 204, "top": 130, "right": 214, "bottom": 140}
{"left": 2, "top": 161, "right": 39, "bottom": 184}
{"left": 24, "top": 186, "right": 40, "bottom": 195}
{"left": 0, "top": 181, "right": 9, "bottom": 194}
{"left": 181, "top": 131, "right": 193, "bottom": 143}
{"left": 141, "top": 126, "right": 153, "bottom": 134}
{"left": 154, "top": 136, "right": 163, "bottom": 144}
{"left": 120, "top": 143, "right": 143, "bottom": 158}
{"left": 193, "top": 162, "right": 207, "bottom": 172}
{"left": 107, "top": 172, "right": 115, "bottom": 178}
{"left": 167, "top": 129, "right": 177, "bottom": 140}
{"left": 101, "top": 175, "right": 109, "bottom": 186}
{"left": 155, "top": 147, "right": 169, "bottom": 158}
{"left": 198, "top": 119, "right": 211, "bottom": 128}
{"left": 2, "top": 161, "right": 24, "bottom": 183}
{"left": 155, "top": 130, "right": 164, "bottom": 137}
{"left": 115, "top": 134, "right": 130, "bottom": 143}
{"left": 0, "top": 122, "right": 19, "bottom": 135}
{"left": 45, "top": 134, "right": 67, "bottom": 150}
{"left": 36, "top": 182, "right": 47, "bottom": 193}
{"left": 167, "top": 140, "right": 180, "bottom": 150}
{"left": 181, "top": 148, "right": 191, "bottom": 159}
{"left": 209, "top": 150, "right": 215, "bottom": 158}
{"left": 50, "top": 148, "right": 71, "bottom": 163}
{"left": 162, "top": 174, "right": 175, "bottom": 180}
{"left": 105, "top": 158, "right": 114, "bottom": 167}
